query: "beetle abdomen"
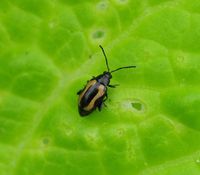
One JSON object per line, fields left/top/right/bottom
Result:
{"left": 80, "top": 87, "right": 99, "bottom": 107}
{"left": 78, "top": 80, "right": 106, "bottom": 116}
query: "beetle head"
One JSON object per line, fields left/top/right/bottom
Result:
{"left": 103, "top": 71, "right": 112, "bottom": 79}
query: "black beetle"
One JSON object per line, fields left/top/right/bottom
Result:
{"left": 77, "top": 45, "right": 136, "bottom": 116}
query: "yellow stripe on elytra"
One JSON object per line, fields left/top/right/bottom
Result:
{"left": 83, "top": 84, "right": 105, "bottom": 111}
{"left": 78, "top": 80, "right": 97, "bottom": 104}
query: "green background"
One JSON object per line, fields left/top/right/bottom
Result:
{"left": 0, "top": 0, "right": 200, "bottom": 174}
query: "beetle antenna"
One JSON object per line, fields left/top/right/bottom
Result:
{"left": 110, "top": 66, "right": 136, "bottom": 73}
{"left": 99, "top": 45, "right": 110, "bottom": 72}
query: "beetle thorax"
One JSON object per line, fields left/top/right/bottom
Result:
{"left": 97, "top": 72, "right": 112, "bottom": 86}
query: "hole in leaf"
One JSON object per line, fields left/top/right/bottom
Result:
{"left": 177, "top": 55, "right": 185, "bottom": 64}
{"left": 131, "top": 102, "right": 142, "bottom": 111}
{"left": 117, "top": 128, "right": 125, "bottom": 137}
{"left": 121, "top": 99, "right": 146, "bottom": 114}
{"left": 42, "top": 138, "right": 49, "bottom": 145}
{"left": 97, "top": 1, "right": 108, "bottom": 10}
{"left": 92, "top": 30, "right": 105, "bottom": 39}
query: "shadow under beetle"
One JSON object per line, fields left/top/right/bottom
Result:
{"left": 77, "top": 45, "right": 136, "bottom": 116}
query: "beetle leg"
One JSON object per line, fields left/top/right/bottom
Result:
{"left": 89, "top": 76, "right": 96, "bottom": 80}
{"left": 77, "top": 89, "right": 83, "bottom": 95}
{"left": 87, "top": 76, "right": 96, "bottom": 83}
{"left": 103, "top": 93, "right": 108, "bottom": 101}
{"left": 97, "top": 92, "right": 107, "bottom": 111}
{"left": 108, "top": 84, "right": 119, "bottom": 88}
{"left": 97, "top": 101, "right": 103, "bottom": 111}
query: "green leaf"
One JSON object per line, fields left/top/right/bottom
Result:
{"left": 0, "top": 0, "right": 200, "bottom": 175}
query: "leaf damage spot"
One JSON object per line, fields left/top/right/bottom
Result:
{"left": 42, "top": 137, "right": 50, "bottom": 145}
{"left": 92, "top": 30, "right": 105, "bottom": 39}
{"left": 131, "top": 99, "right": 146, "bottom": 113}
{"left": 96, "top": 1, "right": 109, "bottom": 10}
{"left": 131, "top": 102, "right": 142, "bottom": 111}
{"left": 117, "top": 128, "right": 125, "bottom": 137}
{"left": 177, "top": 55, "right": 185, "bottom": 63}
{"left": 121, "top": 99, "right": 146, "bottom": 113}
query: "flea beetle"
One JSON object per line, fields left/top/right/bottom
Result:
{"left": 77, "top": 45, "right": 136, "bottom": 116}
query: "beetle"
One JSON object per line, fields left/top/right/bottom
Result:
{"left": 77, "top": 45, "right": 136, "bottom": 116}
